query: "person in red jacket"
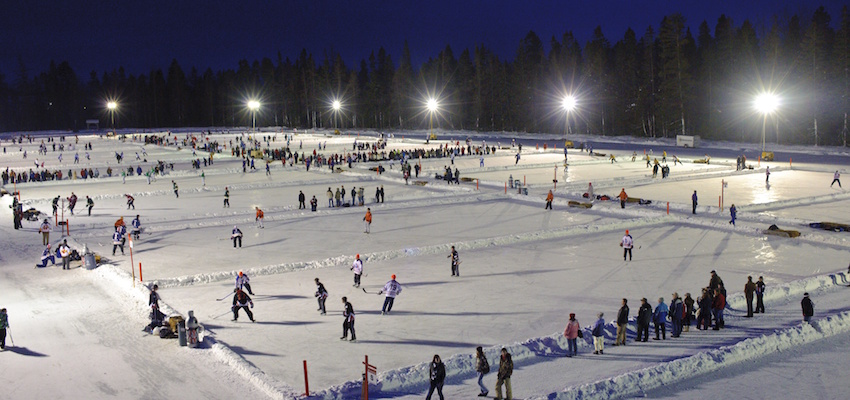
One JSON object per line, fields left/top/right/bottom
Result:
{"left": 563, "top": 313, "right": 580, "bottom": 357}
{"left": 712, "top": 288, "right": 726, "bottom": 330}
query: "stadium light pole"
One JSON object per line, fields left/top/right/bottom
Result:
{"left": 562, "top": 95, "right": 577, "bottom": 137}
{"left": 754, "top": 93, "right": 779, "bottom": 153}
{"left": 107, "top": 101, "right": 117, "bottom": 133}
{"left": 427, "top": 98, "right": 438, "bottom": 137}
{"left": 248, "top": 100, "right": 260, "bottom": 132}
{"left": 332, "top": 99, "right": 341, "bottom": 130}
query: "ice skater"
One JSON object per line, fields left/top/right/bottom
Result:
{"left": 831, "top": 171, "right": 841, "bottom": 188}
{"left": 112, "top": 226, "right": 124, "bottom": 255}
{"left": 231, "top": 226, "right": 243, "bottom": 248}
{"left": 380, "top": 274, "right": 402, "bottom": 315}
{"left": 223, "top": 187, "right": 230, "bottom": 207}
{"left": 131, "top": 215, "right": 141, "bottom": 240}
{"left": 620, "top": 230, "right": 633, "bottom": 261}
{"left": 231, "top": 289, "right": 254, "bottom": 322}
{"left": 341, "top": 296, "right": 356, "bottom": 341}
{"left": 235, "top": 271, "right": 253, "bottom": 295}
{"left": 448, "top": 246, "right": 460, "bottom": 276}
{"left": 729, "top": 204, "right": 737, "bottom": 226}
{"left": 315, "top": 278, "right": 328, "bottom": 315}
{"left": 0, "top": 308, "right": 8, "bottom": 350}
{"left": 255, "top": 207, "right": 264, "bottom": 228}
{"left": 363, "top": 208, "right": 372, "bottom": 233}
{"left": 351, "top": 254, "right": 364, "bottom": 287}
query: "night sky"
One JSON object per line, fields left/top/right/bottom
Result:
{"left": 1, "top": 1, "right": 845, "bottom": 78}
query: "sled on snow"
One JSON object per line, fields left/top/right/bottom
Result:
{"left": 808, "top": 222, "right": 850, "bottom": 232}
{"left": 763, "top": 224, "right": 800, "bottom": 238}
{"left": 568, "top": 201, "right": 593, "bottom": 208}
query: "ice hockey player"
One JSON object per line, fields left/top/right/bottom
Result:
{"left": 448, "top": 246, "right": 460, "bottom": 276}
{"left": 223, "top": 187, "right": 230, "bottom": 207}
{"left": 36, "top": 244, "right": 56, "bottom": 268}
{"left": 125, "top": 194, "right": 135, "bottom": 210}
{"left": 231, "top": 289, "right": 254, "bottom": 322}
{"left": 620, "top": 230, "right": 633, "bottom": 261}
{"left": 231, "top": 226, "right": 243, "bottom": 248}
{"left": 235, "top": 271, "right": 253, "bottom": 295}
{"left": 67, "top": 192, "right": 78, "bottom": 215}
{"left": 52, "top": 195, "right": 60, "bottom": 215}
{"left": 131, "top": 215, "right": 141, "bottom": 240}
{"left": 86, "top": 196, "right": 94, "bottom": 216}
{"left": 172, "top": 180, "right": 179, "bottom": 198}
{"left": 315, "top": 278, "right": 328, "bottom": 315}
{"left": 0, "top": 308, "right": 8, "bottom": 350}
{"left": 545, "top": 190, "right": 554, "bottom": 210}
{"left": 351, "top": 254, "right": 364, "bottom": 287}
{"left": 112, "top": 226, "right": 125, "bottom": 255}
{"left": 340, "top": 296, "right": 356, "bottom": 341}
{"left": 39, "top": 219, "right": 51, "bottom": 245}
{"left": 255, "top": 207, "right": 264, "bottom": 228}
{"left": 380, "top": 274, "right": 402, "bottom": 315}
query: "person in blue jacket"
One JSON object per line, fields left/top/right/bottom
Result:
{"left": 592, "top": 312, "right": 605, "bottom": 355}
{"left": 131, "top": 215, "right": 142, "bottom": 240}
{"left": 37, "top": 244, "right": 56, "bottom": 268}
{"left": 729, "top": 204, "right": 737, "bottom": 226}
{"left": 112, "top": 227, "right": 125, "bottom": 255}
{"left": 653, "top": 297, "right": 668, "bottom": 340}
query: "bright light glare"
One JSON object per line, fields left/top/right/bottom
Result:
{"left": 427, "top": 98, "right": 438, "bottom": 112}
{"left": 562, "top": 96, "right": 577, "bottom": 111}
{"left": 754, "top": 93, "right": 779, "bottom": 114}
{"left": 247, "top": 100, "right": 261, "bottom": 111}
{"left": 332, "top": 100, "right": 341, "bottom": 111}
{"left": 107, "top": 101, "right": 117, "bottom": 110}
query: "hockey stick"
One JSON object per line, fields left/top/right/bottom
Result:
{"left": 211, "top": 309, "right": 233, "bottom": 320}
{"left": 362, "top": 288, "right": 382, "bottom": 295}
{"left": 216, "top": 291, "right": 234, "bottom": 301}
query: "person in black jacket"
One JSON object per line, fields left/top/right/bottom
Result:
{"left": 615, "top": 298, "right": 629, "bottom": 345}
{"left": 298, "top": 190, "right": 306, "bottom": 209}
{"left": 636, "top": 298, "right": 652, "bottom": 342}
{"left": 314, "top": 278, "right": 328, "bottom": 315}
{"left": 425, "top": 354, "right": 446, "bottom": 400}
{"left": 755, "top": 276, "right": 766, "bottom": 313}
{"left": 144, "top": 284, "right": 165, "bottom": 333}
{"left": 801, "top": 293, "right": 814, "bottom": 322}
{"left": 341, "top": 297, "right": 356, "bottom": 341}
{"left": 231, "top": 289, "right": 254, "bottom": 322}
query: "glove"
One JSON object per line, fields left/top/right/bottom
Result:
{"left": 250, "top": 303, "right": 254, "bottom": 309}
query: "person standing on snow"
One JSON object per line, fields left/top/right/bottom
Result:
{"left": 131, "top": 215, "right": 141, "bottom": 240}
{"left": 712, "top": 288, "right": 726, "bottom": 330}
{"left": 744, "top": 276, "right": 757, "bottom": 317}
{"left": 125, "top": 194, "right": 135, "bottom": 210}
{"left": 448, "top": 246, "right": 460, "bottom": 276}
{"left": 729, "top": 204, "right": 737, "bottom": 226}
{"left": 363, "top": 208, "right": 372, "bottom": 234}
{"left": 545, "top": 190, "right": 554, "bottom": 210}
{"left": 636, "top": 298, "right": 652, "bottom": 342}
{"left": 831, "top": 171, "right": 841, "bottom": 188}
{"left": 351, "top": 254, "right": 364, "bottom": 287}
{"left": 615, "top": 299, "right": 629, "bottom": 345}
{"left": 112, "top": 226, "right": 125, "bottom": 255}
{"left": 298, "top": 190, "right": 306, "bottom": 209}
{"left": 618, "top": 188, "right": 628, "bottom": 209}
{"left": 669, "top": 293, "right": 683, "bottom": 337}
{"left": 255, "top": 207, "right": 264, "bottom": 228}
{"left": 691, "top": 190, "right": 698, "bottom": 214}
{"left": 59, "top": 240, "right": 71, "bottom": 270}
{"left": 755, "top": 276, "right": 766, "bottom": 314}
{"left": 620, "top": 230, "right": 634, "bottom": 261}
{"left": 341, "top": 296, "right": 356, "bottom": 341}
{"left": 314, "top": 278, "right": 328, "bottom": 315}
{"left": 563, "top": 313, "right": 580, "bottom": 357}
{"left": 235, "top": 271, "right": 253, "bottom": 295}
{"left": 765, "top": 166, "right": 770, "bottom": 183}
{"left": 683, "top": 293, "right": 695, "bottom": 332}
{"left": 591, "top": 312, "right": 605, "bottom": 354}
{"left": 653, "top": 297, "right": 668, "bottom": 340}
{"left": 231, "top": 226, "right": 243, "bottom": 248}
{"left": 67, "top": 192, "right": 78, "bottom": 215}
{"left": 231, "top": 289, "right": 254, "bottom": 322}
{"left": 327, "top": 187, "right": 334, "bottom": 208}
{"left": 494, "top": 348, "right": 513, "bottom": 400}
{"left": 380, "top": 274, "right": 402, "bottom": 315}
{"left": 310, "top": 195, "right": 317, "bottom": 212}
{"left": 36, "top": 244, "right": 56, "bottom": 268}
{"left": 426, "top": 354, "right": 447, "bottom": 400}
{"left": 587, "top": 182, "right": 594, "bottom": 202}
{"left": 223, "top": 187, "right": 230, "bottom": 207}
{"left": 145, "top": 284, "right": 164, "bottom": 333}
{"left": 0, "top": 308, "right": 8, "bottom": 350}
{"left": 172, "top": 180, "right": 179, "bottom": 198}
{"left": 475, "top": 347, "right": 490, "bottom": 396}
{"left": 39, "top": 219, "right": 51, "bottom": 245}
{"left": 801, "top": 292, "right": 814, "bottom": 323}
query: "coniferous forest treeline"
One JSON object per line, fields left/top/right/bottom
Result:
{"left": 1, "top": 6, "right": 849, "bottom": 145}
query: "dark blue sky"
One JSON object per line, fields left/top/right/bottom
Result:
{"left": 1, "top": 1, "right": 844, "bottom": 79}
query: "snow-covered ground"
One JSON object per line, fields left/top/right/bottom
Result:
{"left": 1, "top": 129, "right": 849, "bottom": 399}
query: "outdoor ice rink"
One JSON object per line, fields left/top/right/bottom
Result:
{"left": 2, "top": 129, "right": 850, "bottom": 399}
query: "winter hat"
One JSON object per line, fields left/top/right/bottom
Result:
{"left": 356, "top": 254, "right": 360, "bottom": 259}
{"left": 597, "top": 312, "right": 604, "bottom": 318}
{"left": 804, "top": 292, "right": 809, "bottom": 297}
{"left": 625, "top": 230, "right": 629, "bottom": 235}
{"left": 391, "top": 274, "right": 396, "bottom": 280}
{"left": 239, "top": 271, "right": 243, "bottom": 276}
{"left": 569, "top": 313, "right": 575, "bottom": 319}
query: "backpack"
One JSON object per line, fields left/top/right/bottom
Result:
{"left": 482, "top": 355, "right": 490, "bottom": 374}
